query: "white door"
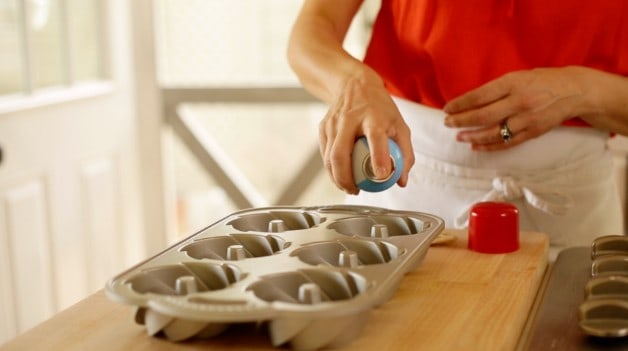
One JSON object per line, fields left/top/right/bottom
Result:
{"left": 0, "top": 0, "right": 165, "bottom": 343}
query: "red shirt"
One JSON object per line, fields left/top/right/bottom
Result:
{"left": 364, "top": 0, "right": 628, "bottom": 126}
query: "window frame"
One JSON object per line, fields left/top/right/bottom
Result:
{"left": 0, "top": 0, "right": 109, "bottom": 111}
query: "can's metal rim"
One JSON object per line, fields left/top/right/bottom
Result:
{"left": 362, "top": 155, "right": 396, "bottom": 183}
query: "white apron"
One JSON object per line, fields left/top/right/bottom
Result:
{"left": 346, "top": 97, "right": 623, "bottom": 255}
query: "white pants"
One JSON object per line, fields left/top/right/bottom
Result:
{"left": 346, "top": 97, "right": 623, "bottom": 253}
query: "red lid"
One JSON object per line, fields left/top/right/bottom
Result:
{"left": 468, "top": 201, "right": 519, "bottom": 254}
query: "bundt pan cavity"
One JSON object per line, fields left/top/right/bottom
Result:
{"left": 227, "top": 209, "right": 323, "bottom": 232}
{"left": 247, "top": 269, "right": 371, "bottom": 349}
{"left": 246, "top": 268, "right": 368, "bottom": 305}
{"left": 291, "top": 238, "right": 401, "bottom": 268}
{"left": 328, "top": 214, "right": 428, "bottom": 238}
{"left": 180, "top": 233, "right": 289, "bottom": 260}
{"left": 126, "top": 261, "right": 243, "bottom": 296}
{"left": 591, "top": 235, "right": 628, "bottom": 259}
{"left": 125, "top": 262, "right": 243, "bottom": 342}
{"left": 592, "top": 255, "right": 628, "bottom": 277}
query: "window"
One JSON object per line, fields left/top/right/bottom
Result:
{"left": 0, "top": 0, "right": 104, "bottom": 98}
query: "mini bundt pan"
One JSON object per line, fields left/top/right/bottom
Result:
{"left": 105, "top": 205, "right": 444, "bottom": 350}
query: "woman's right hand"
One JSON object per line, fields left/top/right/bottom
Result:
{"left": 319, "top": 67, "right": 414, "bottom": 194}
{"left": 287, "top": 0, "right": 414, "bottom": 194}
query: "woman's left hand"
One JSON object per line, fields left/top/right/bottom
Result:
{"left": 442, "top": 67, "right": 591, "bottom": 151}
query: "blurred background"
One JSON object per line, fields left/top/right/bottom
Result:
{"left": 0, "top": 0, "right": 626, "bottom": 345}
{"left": 0, "top": 0, "right": 379, "bottom": 343}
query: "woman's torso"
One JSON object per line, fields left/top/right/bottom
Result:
{"left": 364, "top": 0, "right": 628, "bottom": 114}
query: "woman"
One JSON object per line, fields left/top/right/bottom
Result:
{"left": 287, "top": 0, "right": 628, "bottom": 254}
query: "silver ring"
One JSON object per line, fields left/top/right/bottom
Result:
{"left": 500, "top": 120, "right": 513, "bottom": 143}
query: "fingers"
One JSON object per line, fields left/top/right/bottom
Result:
{"left": 318, "top": 71, "right": 413, "bottom": 194}
{"left": 444, "top": 73, "right": 512, "bottom": 114}
{"left": 445, "top": 68, "right": 585, "bottom": 151}
{"left": 392, "top": 127, "right": 413, "bottom": 187}
{"left": 330, "top": 131, "right": 360, "bottom": 194}
{"left": 444, "top": 93, "right": 519, "bottom": 129}
{"left": 454, "top": 99, "right": 570, "bottom": 151}
{"left": 457, "top": 112, "right": 538, "bottom": 151}
{"left": 363, "top": 132, "right": 392, "bottom": 180}
{"left": 320, "top": 113, "right": 413, "bottom": 193}
{"left": 458, "top": 123, "right": 530, "bottom": 152}
{"left": 320, "top": 109, "right": 359, "bottom": 194}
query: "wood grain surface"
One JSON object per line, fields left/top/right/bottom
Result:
{"left": 1, "top": 229, "right": 548, "bottom": 351}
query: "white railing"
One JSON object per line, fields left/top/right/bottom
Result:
{"left": 162, "top": 86, "right": 324, "bottom": 208}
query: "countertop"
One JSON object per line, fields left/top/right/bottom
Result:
{"left": 0, "top": 229, "right": 549, "bottom": 351}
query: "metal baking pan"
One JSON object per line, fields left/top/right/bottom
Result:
{"left": 105, "top": 205, "right": 444, "bottom": 350}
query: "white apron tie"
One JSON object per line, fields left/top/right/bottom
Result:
{"left": 454, "top": 175, "right": 575, "bottom": 228}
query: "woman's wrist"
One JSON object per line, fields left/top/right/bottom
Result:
{"left": 571, "top": 66, "right": 628, "bottom": 127}
{"left": 334, "top": 63, "right": 385, "bottom": 98}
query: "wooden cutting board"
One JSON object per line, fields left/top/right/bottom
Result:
{"left": 1, "top": 229, "right": 548, "bottom": 351}
{"left": 343, "top": 229, "right": 549, "bottom": 351}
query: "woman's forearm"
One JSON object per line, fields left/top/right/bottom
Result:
{"left": 576, "top": 66, "right": 628, "bottom": 135}
{"left": 287, "top": 0, "right": 377, "bottom": 104}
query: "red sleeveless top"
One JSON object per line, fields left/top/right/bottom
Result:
{"left": 363, "top": 0, "right": 628, "bottom": 126}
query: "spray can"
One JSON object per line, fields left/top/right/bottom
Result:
{"left": 352, "top": 137, "right": 403, "bottom": 192}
